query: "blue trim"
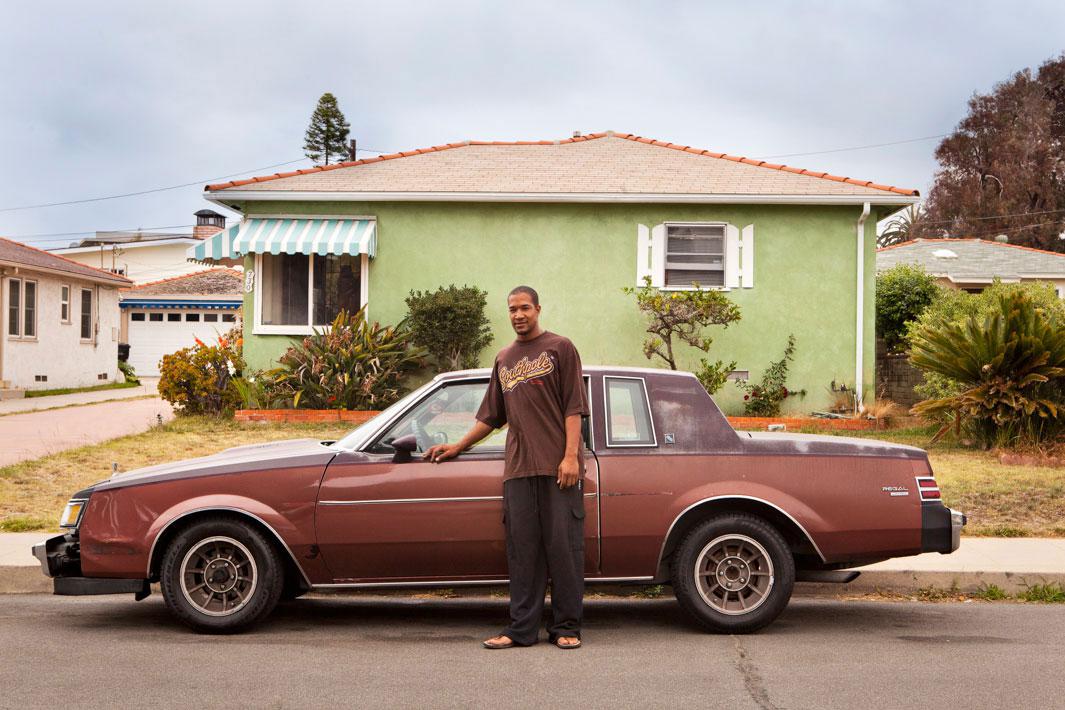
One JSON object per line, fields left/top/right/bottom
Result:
{"left": 119, "top": 300, "right": 241, "bottom": 309}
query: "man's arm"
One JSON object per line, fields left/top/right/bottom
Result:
{"left": 423, "top": 420, "right": 494, "bottom": 463}
{"left": 556, "top": 413, "right": 582, "bottom": 489}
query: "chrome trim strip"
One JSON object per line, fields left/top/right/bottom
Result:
{"left": 603, "top": 375, "right": 658, "bottom": 448}
{"left": 145, "top": 506, "right": 313, "bottom": 587}
{"left": 320, "top": 492, "right": 598, "bottom": 506}
{"left": 310, "top": 575, "right": 654, "bottom": 590}
{"left": 656, "top": 494, "right": 826, "bottom": 565}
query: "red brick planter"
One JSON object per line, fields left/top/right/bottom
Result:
{"left": 234, "top": 409, "right": 381, "bottom": 424}
{"left": 726, "top": 416, "right": 878, "bottom": 432}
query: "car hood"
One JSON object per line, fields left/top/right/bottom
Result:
{"left": 740, "top": 431, "right": 926, "bottom": 459}
{"left": 93, "top": 438, "right": 338, "bottom": 491}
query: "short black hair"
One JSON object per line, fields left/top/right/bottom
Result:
{"left": 508, "top": 285, "right": 539, "bottom": 306}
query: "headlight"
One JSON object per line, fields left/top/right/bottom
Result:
{"left": 59, "top": 499, "right": 87, "bottom": 529}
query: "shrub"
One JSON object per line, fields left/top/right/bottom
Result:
{"left": 118, "top": 359, "right": 140, "bottom": 385}
{"left": 405, "top": 285, "right": 493, "bottom": 371}
{"left": 158, "top": 329, "right": 245, "bottom": 416}
{"left": 736, "top": 335, "right": 803, "bottom": 416}
{"left": 271, "top": 308, "right": 427, "bottom": 410}
{"left": 875, "top": 264, "right": 941, "bottom": 352}
{"left": 623, "top": 276, "right": 741, "bottom": 394}
{"left": 232, "top": 373, "right": 293, "bottom": 410}
{"left": 909, "top": 291, "right": 1065, "bottom": 447}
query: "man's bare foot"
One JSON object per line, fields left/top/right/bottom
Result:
{"left": 482, "top": 634, "right": 515, "bottom": 649}
{"left": 555, "top": 636, "right": 581, "bottom": 649}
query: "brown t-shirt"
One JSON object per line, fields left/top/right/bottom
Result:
{"left": 475, "top": 331, "right": 589, "bottom": 480}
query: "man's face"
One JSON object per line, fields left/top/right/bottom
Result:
{"left": 507, "top": 292, "right": 540, "bottom": 336}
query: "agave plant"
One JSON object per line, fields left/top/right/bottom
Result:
{"left": 272, "top": 308, "right": 427, "bottom": 410}
{"left": 909, "top": 291, "right": 1065, "bottom": 446}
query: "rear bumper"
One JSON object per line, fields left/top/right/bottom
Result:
{"left": 33, "top": 533, "right": 149, "bottom": 597}
{"left": 921, "top": 505, "right": 966, "bottom": 554}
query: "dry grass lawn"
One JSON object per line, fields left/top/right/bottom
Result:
{"left": 2, "top": 418, "right": 1061, "bottom": 537}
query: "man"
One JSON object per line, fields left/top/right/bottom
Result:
{"left": 423, "top": 285, "right": 588, "bottom": 650}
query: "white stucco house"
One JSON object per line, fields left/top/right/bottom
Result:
{"left": 49, "top": 209, "right": 231, "bottom": 284}
{"left": 0, "top": 237, "right": 132, "bottom": 393}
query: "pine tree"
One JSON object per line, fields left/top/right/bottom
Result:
{"left": 303, "top": 93, "right": 351, "bottom": 166}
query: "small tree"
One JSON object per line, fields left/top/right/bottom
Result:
{"left": 875, "top": 264, "right": 941, "bottom": 352}
{"left": 405, "top": 285, "right": 494, "bottom": 371}
{"left": 623, "top": 276, "right": 741, "bottom": 394}
{"left": 303, "top": 92, "right": 351, "bottom": 166}
{"left": 735, "top": 335, "right": 801, "bottom": 416}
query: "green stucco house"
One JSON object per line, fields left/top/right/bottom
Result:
{"left": 189, "top": 131, "right": 918, "bottom": 414}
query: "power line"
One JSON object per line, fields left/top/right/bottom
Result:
{"left": 755, "top": 134, "right": 950, "bottom": 160}
{"left": 907, "top": 206, "right": 1065, "bottom": 227}
{"left": 0, "top": 148, "right": 389, "bottom": 214}
{"left": 9, "top": 224, "right": 197, "bottom": 243}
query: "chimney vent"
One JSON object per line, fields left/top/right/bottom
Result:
{"left": 193, "top": 209, "right": 225, "bottom": 240}
{"left": 348, "top": 139, "right": 357, "bottom": 162}
{"left": 993, "top": 234, "right": 1009, "bottom": 243}
{"left": 573, "top": 130, "right": 581, "bottom": 138}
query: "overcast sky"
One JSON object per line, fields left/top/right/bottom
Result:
{"left": 2, "top": 1, "right": 1064, "bottom": 248}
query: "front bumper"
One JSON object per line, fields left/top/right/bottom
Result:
{"left": 33, "top": 533, "right": 150, "bottom": 598}
{"left": 921, "top": 505, "right": 966, "bottom": 554}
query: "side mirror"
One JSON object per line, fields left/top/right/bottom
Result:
{"left": 391, "top": 434, "right": 418, "bottom": 463}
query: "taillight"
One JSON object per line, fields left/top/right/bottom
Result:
{"left": 916, "top": 476, "right": 941, "bottom": 501}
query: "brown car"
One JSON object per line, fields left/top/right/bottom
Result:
{"left": 34, "top": 367, "right": 964, "bottom": 634}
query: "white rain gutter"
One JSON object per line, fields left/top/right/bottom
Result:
{"left": 855, "top": 202, "right": 871, "bottom": 412}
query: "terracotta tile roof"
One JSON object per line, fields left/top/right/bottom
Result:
{"left": 206, "top": 132, "right": 918, "bottom": 199}
{"left": 0, "top": 237, "right": 132, "bottom": 286}
{"left": 876, "top": 238, "right": 1065, "bottom": 281}
{"left": 122, "top": 268, "right": 243, "bottom": 297}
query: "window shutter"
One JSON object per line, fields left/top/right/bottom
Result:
{"left": 636, "top": 224, "right": 652, "bottom": 285}
{"left": 741, "top": 224, "right": 755, "bottom": 288}
{"left": 650, "top": 224, "right": 665, "bottom": 288}
{"left": 725, "top": 224, "right": 740, "bottom": 289}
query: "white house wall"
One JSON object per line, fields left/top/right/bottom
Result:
{"left": 2, "top": 274, "right": 122, "bottom": 390}
{"left": 59, "top": 243, "right": 214, "bottom": 284}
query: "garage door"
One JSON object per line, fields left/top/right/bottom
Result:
{"left": 127, "top": 309, "right": 239, "bottom": 376}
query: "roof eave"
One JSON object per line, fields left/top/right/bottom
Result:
{"left": 205, "top": 190, "right": 919, "bottom": 208}
{"left": 0, "top": 258, "right": 132, "bottom": 287}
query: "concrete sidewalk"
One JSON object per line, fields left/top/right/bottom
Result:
{"left": 0, "top": 397, "right": 174, "bottom": 467}
{"left": 2, "top": 534, "right": 1062, "bottom": 595}
{"left": 0, "top": 378, "right": 160, "bottom": 415}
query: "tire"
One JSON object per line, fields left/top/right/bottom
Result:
{"left": 160, "top": 517, "right": 284, "bottom": 634}
{"left": 671, "top": 513, "right": 795, "bottom": 634}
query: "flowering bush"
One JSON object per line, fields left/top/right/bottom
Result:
{"left": 735, "top": 335, "right": 802, "bottom": 417}
{"left": 158, "top": 327, "right": 245, "bottom": 416}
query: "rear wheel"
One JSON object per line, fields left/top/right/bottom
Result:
{"left": 671, "top": 513, "right": 795, "bottom": 634}
{"left": 160, "top": 517, "right": 283, "bottom": 633}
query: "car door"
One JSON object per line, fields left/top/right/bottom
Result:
{"left": 315, "top": 377, "right": 600, "bottom": 583}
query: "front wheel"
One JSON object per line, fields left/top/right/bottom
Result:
{"left": 160, "top": 517, "right": 284, "bottom": 633}
{"left": 671, "top": 513, "right": 795, "bottom": 634}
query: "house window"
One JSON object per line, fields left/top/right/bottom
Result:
{"left": 204, "top": 313, "right": 218, "bottom": 322}
{"left": 23, "top": 281, "right": 36, "bottom": 338}
{"left": 61, "top": 285, "right": 71, "bottom": 323}
{"left": 257, "top": 253, "right": 362, "bottom": 332}
{"left": 149, "top": 313, "right": 163, "bottom": 322}
{"left": 80, "top": 289, "right": 93, "bottom": 340}
{"left": 131, "top": 312, "right": 146, "bottom": 322}
{"left": 7, "top": 279, "right": 20, "bottom": 337}
{"left": 665, "top": 224, "right": 725, "bottom": 288}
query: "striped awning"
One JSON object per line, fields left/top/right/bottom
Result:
{"left": 187, "top": 218, "right": 377, "bottom": 265}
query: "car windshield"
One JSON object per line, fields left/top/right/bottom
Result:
{"left": 331, "top": 380, "right": 437, "bottom": 450}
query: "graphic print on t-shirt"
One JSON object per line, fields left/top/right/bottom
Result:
{"left": 498, "top": 352, "right": 554, "bottom": 393}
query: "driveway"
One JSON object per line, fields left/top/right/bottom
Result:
{"left": 1, "top": 595, "right": 1062, "bottom": 709}
{"left": 0, "top": 397, "right": 174, "bottom": 467}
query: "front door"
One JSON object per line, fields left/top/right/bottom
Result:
{"left": 316, "top": 378, "right": 599, "bottom": 583}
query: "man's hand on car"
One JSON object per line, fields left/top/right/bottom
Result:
{"left": 423, "top": 443, "right": 462, "bottom": 463}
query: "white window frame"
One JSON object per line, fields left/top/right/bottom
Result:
{"left": 79, "top": 288, "right": 94, "bottom": 343}
{"left": 60, "top": 284, "right": 71, "bottom": 324}
{"left": 661, "top": 222, "right": 728, "bottom": 292}
{"left": 6, "top": 277, "right": 21, "bottom": 338}
{"left": 253, "top": 252, "right": 369, "bottom": 335}
{"left": 21, "top": 279, "right": 38, "bottom": 340}
{"left": 637, "top": 222, "right": 755, "bottom": 292}
{"left": 5, "top": 278, "right": 39, "bottom": 341}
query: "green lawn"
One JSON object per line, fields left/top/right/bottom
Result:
{"left": 1, "top": 418, "right": 1060, "bottom": 537}
{"left": 23, "top": 381, "right": 140, "bottom": 398}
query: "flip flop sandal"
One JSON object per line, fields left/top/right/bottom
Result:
{"left": 554, "top": 638, "right": 582, "bottom": 650}
{"left": 482, "top": 637, "right": 516, "bottom": 649}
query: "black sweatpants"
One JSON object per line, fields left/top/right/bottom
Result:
{"left": 501, "top": 475, "right": 585, "bottom": 645}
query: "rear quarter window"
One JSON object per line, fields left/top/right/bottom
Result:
{"left": 604, "top": 376, "right": 656, "bottom": 447}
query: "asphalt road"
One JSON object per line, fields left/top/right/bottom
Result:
{"left": 1, "top": 594, "right": 1062, "bottom": 709}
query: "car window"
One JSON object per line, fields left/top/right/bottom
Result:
{"left": 605, "top": 377, "right": 656, "bottom": 446}
{"left": 368, "top": 381, "right": 508, "bottom": 454}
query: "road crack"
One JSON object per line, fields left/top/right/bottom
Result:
{"left": 731, "top": 636, "right": 781, "bottom": 710}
